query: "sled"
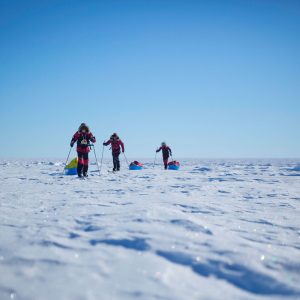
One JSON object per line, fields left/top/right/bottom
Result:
{"left": 168, "top": 161, "right": 180, "bottom": 170}
{"left": 129, "top": 161, "right": 143, "bottom": 170}
{"left": 64, "top": 158, "right": 78, "bottom": 175}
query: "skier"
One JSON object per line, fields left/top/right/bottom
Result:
{"left": 70, "top": 123, "right": 96, "bottom": 178}
{"left": 103, "top": 133, "right": 125, "bottom": 171}
{"left": 156, "top": 142, "right": 172, "bottom": 170}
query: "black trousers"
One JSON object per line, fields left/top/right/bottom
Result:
{"left": 163, "top": 155, "right": 169, "bottom": 169}
{"left": 112, "top": 152, "right": 120, "bottom": 170}
{"left": 77, "top": 152, "right": 89, "bottom": 176}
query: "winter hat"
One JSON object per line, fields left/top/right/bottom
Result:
{"left": 79, "top": 123, "right": 89, "bottom": 132}
{"left": 111, "top": 133, "right": 119, "bottom": 139}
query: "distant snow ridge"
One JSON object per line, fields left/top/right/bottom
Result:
{"left": 284, "top": 164, "right": 300, "bottom": 176}
{"left": 290, "top": 165, "right": 300, "bottom": 172}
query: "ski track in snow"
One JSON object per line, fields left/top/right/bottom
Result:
{"left": 0, "top": 159, "right": 300, "bottom": 300}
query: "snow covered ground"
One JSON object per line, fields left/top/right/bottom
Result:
{"left": 0, "top": 158, "right": 300, "bottom": 300}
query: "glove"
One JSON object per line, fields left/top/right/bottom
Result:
{"left": 103, "top": 142, "right": 106, "bottom": 146}
{"left": 70, "top": 142, "right": 74, "bottom": 147}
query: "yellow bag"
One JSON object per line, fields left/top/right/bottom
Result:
{"left": 66, "top": 157, "right": 78, "bottom": 169}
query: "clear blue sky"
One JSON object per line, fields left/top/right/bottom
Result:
{"left": 1, "top": 0, "right": 299, "bottom": 158}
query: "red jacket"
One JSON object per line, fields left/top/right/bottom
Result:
{"left": 71, "top": 131, "right": 96, "bottom": 153}
{"left": 104, "top": 138, "right": 124, "bottom": 154}
{"left": 157, "top": 146, "right": 172, "bottom": 158}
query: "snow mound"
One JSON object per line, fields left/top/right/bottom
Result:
{"left": 290, "top": 165, "right": 300, "bottom": 172}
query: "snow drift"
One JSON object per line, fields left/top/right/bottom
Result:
{"left": 0, "top": 159, "right": 299, "bottom": 300}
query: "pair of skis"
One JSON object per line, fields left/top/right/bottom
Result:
{"left": 63, "top": 144, "right": 129, "bottom": 177}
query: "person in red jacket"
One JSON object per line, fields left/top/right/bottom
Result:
{"left": 156, "top": 142, "right": 172, "bottom": 170}
{"left": 103, "top": 133, "right": 125, "bottom": 171}
{"left": 70, "top": 123, "right": 96, "bottom": 177}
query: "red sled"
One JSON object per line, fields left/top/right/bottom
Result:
{"left": 129, "top": 161, "right": 143, "bottom": 170}
{"left": 168, "top": 161, "right": 180, "bottom": 170}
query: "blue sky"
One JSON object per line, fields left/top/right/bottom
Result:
{"left": 1, "top": 0, "right": 299, "bottom": 158}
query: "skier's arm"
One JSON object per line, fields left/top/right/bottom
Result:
{"left": 168, "top": 147, "right": 172, "bottom": 156}
{"left": 156, "top": 147, "right": 162, "bottom": 153}
{"left": 89, "top": 133, "right": 96, "bottom": 143}
{"left": 120, "top": 140, "right": 125, "bottom": 152}
{"left": 70, "top": 132, "right": 80, "bottom": 147}
{"left": 103, "top": 140, "right": 111, "bottom": 146}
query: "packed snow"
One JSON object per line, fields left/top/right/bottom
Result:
{"left": 0, "top": 158, "right": 300, "bottom": 300}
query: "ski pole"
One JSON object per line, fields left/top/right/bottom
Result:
{"left": 91, "top": 144, "right": 101, "bottom": 176}
{"left": 62, "top": 147, "right": 72, "bottom": 174}
{"left": 99, "top": 142, "right": 105, "bottom": 175}
{"left": 153, "top": 152, "right": 157, "bottom": 168}
{"left": 123, "top": 152, "right": 129, "bottom": 166}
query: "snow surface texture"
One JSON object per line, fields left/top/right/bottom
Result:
{"left": 0, "top": 159, "right": 300, "bottom": 300}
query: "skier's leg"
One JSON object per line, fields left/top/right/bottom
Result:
{"left": 163, "top": 157, "right": 168, "bottom": 170}
{"left": 112, "top": 153, "right": 117, "bottom": 171}
{"left": 116, "top": 153, "right": 120, "bottom": 171}
{"left": 83, "top": 153, "right": 89, "bottom": 176}
{"left": 77, "top": 152, "right": 84, "bottom": 177}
